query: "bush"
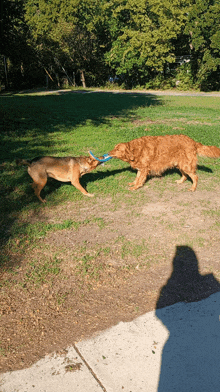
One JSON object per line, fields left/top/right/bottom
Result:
{"left": 174, "top": 64, "right": 196, "bottom": 90}
{"left": 145, "top": 74, "right": 175, "bottom": 90}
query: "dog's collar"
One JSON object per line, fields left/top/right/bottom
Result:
{"left": 89, "top": 151, "right": 112, "bottom": 162}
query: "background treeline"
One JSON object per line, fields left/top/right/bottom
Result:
{"left": 1, "top": 0, "right": 220, "bottom": 91}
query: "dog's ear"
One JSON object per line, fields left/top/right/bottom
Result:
{"left": 88, "top": 151, "right": 95, "bottom": 160}
{"left": 123, "top": 145, "right": 134, "bottom": 161}
{"left": 128, "top": 147, "right": 135, "bottom": 161}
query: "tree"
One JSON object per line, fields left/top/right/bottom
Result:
{"left": 186, "top": 0, "right": 220, "bottom": 90}
{"left": 104, "top": 0, "right": 190, "bottom": 86}
{"left": 24, "top": 0, "right": 110, "bottom": 87}
{"left": 0, "top": 0, "right": 44, "bottom": 89}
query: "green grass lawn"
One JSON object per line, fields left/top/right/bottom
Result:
{"left": 1, "top": 89, "right": 220, "bottom": 256}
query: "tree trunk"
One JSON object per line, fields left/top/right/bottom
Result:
{"left": 80, "top": 70, "right": 86, "bottom": 88}
{"left": 4, "top": 57, "right": 9, "bottom": 89}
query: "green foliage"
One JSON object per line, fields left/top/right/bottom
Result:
{"left": 145, "top": 74, "right": 176, "bottom": 90}
{"left": 104, "top": 0, "right": 190, "bottom": 85}
{"left": 1, "top": 0, "right": 220, "bottom": 90}
{"left": 0, "top": 0, "right": 43, "bottom": 89}
{"left": 1, "top": 0, "right": 26, "bottom": 57}
{"left": 175, "top": 64, "right": 195, "bottom": 90}
{"left": 185, "top": 0, "right": 220, "bottom": 90}
{"left": 24, "top": 0, "right": 110, "bottom": 87}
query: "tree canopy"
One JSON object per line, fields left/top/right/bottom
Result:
{"left": 1, "top": 0, "right": 220, "bottom": 90}
{"left": 186, "top": 0, "right": 220, "bottom": 89}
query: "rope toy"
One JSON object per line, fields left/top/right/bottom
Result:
{"left": 89, "top": 150, "right": 112, "bottom": 162}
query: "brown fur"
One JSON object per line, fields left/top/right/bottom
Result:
{"left": 109, "top": 134, "right": 220, "bottom": 191}
{"left": 16, "top": 152, "right": 102, "bottom": 202}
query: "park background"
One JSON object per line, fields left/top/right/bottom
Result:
{"left": 1, "top": 0, "right": 220, "bottom": 92}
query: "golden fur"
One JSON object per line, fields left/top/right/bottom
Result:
{"left": 109, "top": 134, "right": 220, "bottom": 191}
{"left": 17, "top": 152, "right": 102, "bottom": 202}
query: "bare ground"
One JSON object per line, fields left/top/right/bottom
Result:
{"left": 1, "top": 175, "right": 220, "bottom": 373}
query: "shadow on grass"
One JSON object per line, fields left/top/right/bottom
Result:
{"left": 0, "top": 90, "right": 162, "bottom": 160}
{"left": 157, "top": 165, "right": 213, "bottom": 181}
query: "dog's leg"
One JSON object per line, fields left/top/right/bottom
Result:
{"left": 28, "top": 167, "right": 47, "bottom": 202}
{"left": 32, "top": 181, "right": 47, "bottom": 203}
{"left": 71, "top": 178, "right": 94, "bottom": 197}
{"left": 176, "top": 170, "right": 188, "bottom": 185}
{"left": 129, "top": 169, "right": 149, "bottom": 190}
{"left": 128, "top": 170, "right": 141, "bottom": 187}
{"left": 179, "top": 157, "right": 198, "bottom": 191}
{"left": 187, "top": 173, "right": 198, "bottom": 191}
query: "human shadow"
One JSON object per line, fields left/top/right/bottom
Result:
{"left": 156, "top": 246, "right": 220, "bottom": 392}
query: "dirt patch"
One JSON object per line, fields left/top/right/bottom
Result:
{"left": 1, "top": 179, "right": 220, "bottom": 373}
{"left": 132, "top": 117, "right": 214, "bottom": 127}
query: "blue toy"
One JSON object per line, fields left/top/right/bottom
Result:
{"left": 89, "top": 150, "right": 112, "bottom": 162}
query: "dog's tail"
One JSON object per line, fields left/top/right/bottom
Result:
{"left": 16, "top": 159, "right": 32, "bottom": 166}
{"left": 196, "top": 143, "right": 220, "bottom": 158}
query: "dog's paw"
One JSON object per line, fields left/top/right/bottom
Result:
{"left": 87, "top": 193, "right": 94, "bottom": 197}
{"left": 129, "top": 186, "right": 138, "bottom": 191}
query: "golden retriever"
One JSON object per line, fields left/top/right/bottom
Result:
{"left": 109, "top": 134, "right": 220, "bottom": 191}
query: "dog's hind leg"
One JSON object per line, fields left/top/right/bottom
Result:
{"left": 31, "top": 176, "right": 47, "bottom": 202}
{"left": 187, "top": 173, "right": 198, "bottom": 191}
{"left": 176, "top": 170, "right": 188, "bottom": 185}
{"left": 32, "top": 182, "right": 47, "bottom": 203}
{"left": 179, "top": 156, "right": 198, "bottom": 191}
{"left": 28, "top": 167, "right": 47, "bottom": 202}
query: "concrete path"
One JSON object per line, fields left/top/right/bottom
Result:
{"left": 1, "top": 291, "right": 220, "bottom": 392}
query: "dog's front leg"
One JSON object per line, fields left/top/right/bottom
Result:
{"left": 128, "top": 169, "right": 141, "bottom": 187}
{"left": 129, "top": 168, "right": 149, "bottom": 190}
{"left": 71, "top": 177, "right": 94, "bottom": 197}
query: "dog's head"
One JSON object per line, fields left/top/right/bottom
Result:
{"left": 79, "top": 153, "right": 104, "bottom": 175}
{"left": 109, "top": 143, "right": 134, "bottom": 162}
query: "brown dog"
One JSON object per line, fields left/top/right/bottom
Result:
{"left": 17, "top": 152, "right": 103, "bottom": 202}
{"left": 109, "top": 134, "right": 220, "bottom": 191}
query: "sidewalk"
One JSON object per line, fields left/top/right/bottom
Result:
{"left": 1, "top": 292, "right": 220, "bottom": 392}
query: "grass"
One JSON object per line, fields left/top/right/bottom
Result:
{"left": 22, "top": 256, "right": 61, "bottom": 287}
{"left": 76, "top": 254, "right": 104, "bottom": 280}
{"left": 1, "top": 89, "right": 220, "bottom": 277}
